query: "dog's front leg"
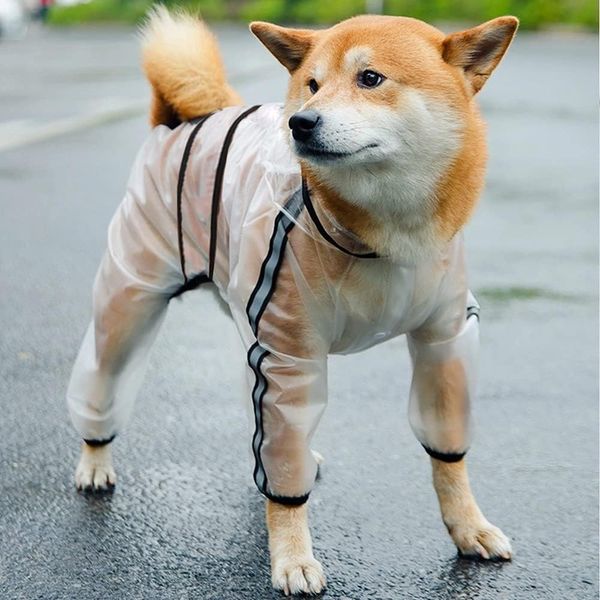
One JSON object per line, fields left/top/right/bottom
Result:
{"left": 243, "top": 231, "right": 329, "bottom": 593}
{"left": 267, "top": 499, "right": 325, "bottom": 595}
{"left": 75, "top": 441, "right": 116, "bottom": 492}
{"left": 408, "top": 297, "right": 511, "bottom": 560}
{"left": 431, "top": 457, "right": 512, "bottom": 560}
{"left": 252, "top": 350, "right": 327, "bottom": 595}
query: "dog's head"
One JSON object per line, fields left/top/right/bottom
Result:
{"left": 250, "top": 15, "right": 517, "bottom": 233}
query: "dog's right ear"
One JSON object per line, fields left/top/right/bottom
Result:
{"left": 250, "top": 22, "right": 315, "bottom": 73}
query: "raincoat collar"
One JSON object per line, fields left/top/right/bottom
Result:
{"left": 301, "top": 179, "right": 379, "bottom": 259}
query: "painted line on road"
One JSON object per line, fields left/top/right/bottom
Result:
{"left": 0, "top": 65, "right": 278, "bottom": 154}
{"left": 0, "top": 100, "right": 146, "bottom": 153}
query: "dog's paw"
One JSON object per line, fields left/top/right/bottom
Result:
{"left": 450, "top": 520, "right": 512, "bottom": 560}
{"left": 272, "top": 556, "right": 326, "bottom": 596}
{"left": 75, "top": 445, "right": 116, "bottom": 493}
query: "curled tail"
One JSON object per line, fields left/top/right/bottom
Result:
{"left": 140, "top": 6, "right": 242, "bottom": 128}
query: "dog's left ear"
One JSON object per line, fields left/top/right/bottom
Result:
{"left": 442, "top": 16, "right": 518, "bottom": 94}
{"left": 250, "top": 22, "right": 316, "bottom": 73}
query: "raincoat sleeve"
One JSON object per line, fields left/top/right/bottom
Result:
{"left": 406, "top": 243, "right": 479, "bottom": 461}
{"left": 232, "top": 193, "right": 329, "bottom": 505}
{"left": 245, "top": 345, "right": 327, "bottom": 504}
{"left": 66, "top": 128, "right": 183, "bottom": 443}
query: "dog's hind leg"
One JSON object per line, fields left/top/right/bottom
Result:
{"left": 68, "top": 196, "right": 182, "bottom": 493}
{"left": 69, "top": 249, "right": 175, "bottom": 491}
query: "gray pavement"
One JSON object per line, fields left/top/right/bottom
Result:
{"left": 0, "top": 24, "right": 598, "bottom": 600}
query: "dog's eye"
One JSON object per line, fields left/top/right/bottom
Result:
{"left": 308, "top": 79, "right": 319, "bottom": 94}
{"left": 358, "top": 70, "right": 385, "bottom": 89}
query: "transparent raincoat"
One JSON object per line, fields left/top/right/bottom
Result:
{"left": 67, "top": 104, "right": 479, "bottom": 504}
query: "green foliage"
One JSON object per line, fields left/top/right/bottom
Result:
{"left": 48, "top": 0, "right": 598, "bottom": 28}
{"left": 288, "top": 0, "right": 365, "bottom": 24}
{"left": 476, "top": 286, "right": 580, "bottom": 304}
{"left": 385, "top": 0, "right": 598, "bottom": 29}
{"left": 49, "top": 0, "right": 227, "bottom": 25}
{"left": 239, "top": 0, "right": 287, "bottom": 22}
{"left": 49, "top": 0, "right": 152, "bottom": 25}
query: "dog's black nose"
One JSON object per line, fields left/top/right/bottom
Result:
{"left": 289, "top": 110, "right": 321, "bottom": 142}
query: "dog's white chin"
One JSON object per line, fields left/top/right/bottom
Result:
{"left": 294, "top": 142, "right": 387, "bottom": 168}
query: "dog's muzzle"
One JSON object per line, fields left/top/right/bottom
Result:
{"left": 289, "top": 110, "right": 321, "bottom": 142}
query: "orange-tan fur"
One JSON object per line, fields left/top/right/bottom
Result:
{"left": 251, "top": 15, "right": 517, "bottom": 252}
{"left": 431, "top": 458, "right": 511, "bottom": 560}
{"left": 266, "top": 500, "right": 325, "bottom": 594}
{"left": 141, "top": 7, "right": 242, "bottom": 127}
{"left": 142, "top": 12, "right": 517, "bottom": 250}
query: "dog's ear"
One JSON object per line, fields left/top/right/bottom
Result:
{"left": 250, "top": 22, "right": 315, "bottom": 73}
{"left": 442, "top": 16, "right": 518, "bottom": 94}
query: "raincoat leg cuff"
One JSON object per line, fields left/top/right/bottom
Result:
{"left": 84, "top": 434, "right": 116, "bottom": 447}
{"left": 67, "top": 396, "right": 120, "bottom": 443}
{"left": 263, "top": 491, "right": 310, "bottom": 506}
{"left": 422, "top": 445, "right": 467, "bottom": 463}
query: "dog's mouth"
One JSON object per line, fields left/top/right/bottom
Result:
{"left": 294, "top": 142, "right": 379, "bottom": 162}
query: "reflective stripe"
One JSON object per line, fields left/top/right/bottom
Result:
{"left": 245, "top": 190, "right": 304, "bottom": 497}
{"left": 246, "top": 189, "right": 304, "bottom": 334}
{"left": 247, "top": 342, "right": 269, "bottom": 492}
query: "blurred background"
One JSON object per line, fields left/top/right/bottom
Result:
{"left": 0, "top": 1, "right": 597, "bottom": 599}
{"left": 0, "top": 0, "right": 598, "bottom": 33}
{"left": 40, "top": 0, "right": 600, "bottom": 29}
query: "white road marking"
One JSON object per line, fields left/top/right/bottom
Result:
{"left": 0, "top": 65, "right": 276, "bottom": 154}
{"left": 0, "top": 99, "right": 146, "bottom": 153}
{"left": 0, "top": 119, "right": 34, "bottom": 137}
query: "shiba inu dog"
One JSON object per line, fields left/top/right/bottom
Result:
{"left": 70, "top": 7, "right": 518, "bottom": 595}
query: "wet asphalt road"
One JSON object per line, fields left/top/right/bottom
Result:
{"left": 0, "top": 24, "right": 598, "bottom": 600}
